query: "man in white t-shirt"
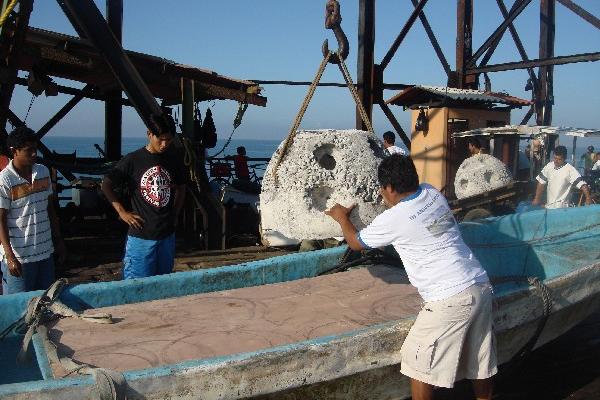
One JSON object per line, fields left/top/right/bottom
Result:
{"left": 325, "top": 155, "right": 496, "bottom": 400}
{"left": 592, "top": 153, "right": 600, "bottom": 171}
{"left": 532, "top": 145, "right": 591, "bottom": 209}
{"left": 383, "top": 131, "right": 407, "bottom": 156}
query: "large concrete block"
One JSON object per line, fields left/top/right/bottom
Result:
{"left": 454, "top": 154, "right": 513, "bottom": 199}
{"left": 260, "top": 129, "right": 386, "bottom": 246}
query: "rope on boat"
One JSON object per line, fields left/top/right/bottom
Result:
{"left": 319, "top": 247, "right": 403, "bottom": 275}
{"left": 36, "top": 324, "right": 127, "bottom": 400}
{"left": 0, "top": 279, "right": 113, "bottom": 362}
{"left": 491, "top": 275, "right": 554, "bottom": 379}
{"left": 0, "top": 279, "right": 125, "bottom": 399}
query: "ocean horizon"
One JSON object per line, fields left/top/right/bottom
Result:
{"left": 41, "top": 134, "right": 594, "bottom": 172}
{"left": 42, "top": 136, "right": 281, "bottom": 160}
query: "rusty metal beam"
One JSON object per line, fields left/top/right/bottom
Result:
{"left": 467, "top": 0, "right": 533, "bottom": 67}
{"left": 520, "top": 106, "right": 535, "bottom": 125}
{"left": 455, "top": 0, "right": 473, "bottom": 88}
{"left": 557, "top": 0, "right": 600, "bottom": 30}
{"left": 378, "top": 100, "right": 411, "bottom": 150}
{"left": 357, "top": 0, "right": 375, "bottom": 130}
{"left": 466, "top": 52, "right": 600, "bottom": 74}
{"left": 380, "top": 0, "right": 429, "bottom": 71}
{"left": 37, "top": 84, "right": 94, "bottom": 139}
{"left": 479, "top": 0, "right": 522, "bottom": 68}
{"left": 496, "top": 0, "right": 539, "bottom": 91}
{"left": 537, "top": 0, "right": 555, "bottom": 126}
{"left": 410, "top": 0, "right": 451, "bottom": 78}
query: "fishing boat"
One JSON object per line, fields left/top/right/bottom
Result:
{"left": 1, "top": 205, "right": 599, "bottom": 400}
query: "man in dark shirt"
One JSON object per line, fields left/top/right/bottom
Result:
{"left": 102, "top": 116, "right": 186, "bottom": 279}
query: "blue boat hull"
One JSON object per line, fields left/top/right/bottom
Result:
{"left": 1, "top": 206, "right": 600, "bottom": 399}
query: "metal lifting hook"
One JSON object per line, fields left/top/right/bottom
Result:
{"left": 322, "top": 0, "right": 349, "bottom": 64}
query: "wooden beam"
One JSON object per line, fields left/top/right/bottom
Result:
{"left": 0, "top": 0, "right": 33, "bottom": 132}
{"left": 105, "top": 0, "right": 123, "bottom": 161}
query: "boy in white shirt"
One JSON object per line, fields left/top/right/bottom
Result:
{"left": 383, "top": 131, "right": 407, "bottom": 156}
{"left": 325, "top": 154, "right": 496, "bottom": 400}
{"left": 532, "top": 145, "right": 591, "bottom": 209}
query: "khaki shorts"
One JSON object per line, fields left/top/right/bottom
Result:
{"left": 400, "top": 282, "right": 497, "bottom": 388}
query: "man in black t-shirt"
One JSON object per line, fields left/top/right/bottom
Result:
{"left": 102, "top": 119, "right": 186, "bottom": 279}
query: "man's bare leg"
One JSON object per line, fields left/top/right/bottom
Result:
{"left": 410, "top": 378, "right": 435, "bottom": 400}
{"left": 471, "top": 377, "right": 493, "bottom": 400}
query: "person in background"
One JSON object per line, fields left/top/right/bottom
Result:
{"left": 592, "top": 152, "right": 600, "bottom": 171}
{"left": 382, "top": 131, "right": 407, "bottom": 156}
{"left": 532, "top": 145, "right": 591, "bottom": 208}
{"left": 0, "top": 127, "right": 66, "bottom": 294}
{"left": 325, "top": 155, "right": 496, "bottom": 400}
{"left": 102, "top": 114, "right": 186, "bottom": 279}
{"left": 467, "top": 137, "right": 483, "bottom": 156}
{"left": 228, "top": 146, "right": 250, "bottom": 181}
{"left": 580, "top": 145, "right": 595, "bottom": 175}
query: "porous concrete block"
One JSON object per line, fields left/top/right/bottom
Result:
{"left": 260, "top": 129, "right": 386, "bottom": 245}
{"left": 454, "top": 154, "right": 513, "bottom": 199}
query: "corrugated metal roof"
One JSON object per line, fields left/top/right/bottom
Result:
{"left": 386, "top": 85, "right": 531, "bottom": 107}
{"left": 451, "top": 125, "right": 599, "bottom": 138}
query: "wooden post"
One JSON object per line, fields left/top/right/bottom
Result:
{"left": 356, "top": 0, "right": 375, "bottom": 131}
{"left": 105, "top": 0, "right": 123, "bottom": 160}
{"left": 455, "top": 0, "right": 473, "bottom": 88}
{"left": 537, "top": 0, "right": 556, "bottom": 125}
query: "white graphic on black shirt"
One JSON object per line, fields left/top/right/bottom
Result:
{"left": 140, "top": 166, "right": 171, "bottom": 207}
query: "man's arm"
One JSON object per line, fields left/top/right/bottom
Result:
{"left": 325, "top": 204, "right": 364, "bottom": 251}
{"left": 0, "top": 208, "right": 20, "bottom": 277}
{"left": 101, "top": 176, "right": 144, "bottom": 230}
{"left": 47, "top": 194, "right": 67, "bottom": 264}
{"left": 531, "top": 182, "right": 546, "bottom": 206}
{"left": 174, "top": 184, "right": 186, "bottom": 224}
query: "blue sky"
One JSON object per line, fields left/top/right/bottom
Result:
{"left": 9, "top": 0, "right": 600, "bottom": 144}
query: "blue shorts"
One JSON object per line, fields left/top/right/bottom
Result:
{"left": 1, "top": 256, "right": 55, "bottom": 295}
{"left": 123, "top": 233, "right": 175, "bottom": 279}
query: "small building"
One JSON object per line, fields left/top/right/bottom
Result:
{"left": 386, "top": 85, "right": 531, "bottom": 195}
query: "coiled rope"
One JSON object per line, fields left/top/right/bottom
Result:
{"left": 0, "top": 279, "right": 123, "bottom": 399}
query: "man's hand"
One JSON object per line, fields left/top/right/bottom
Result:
{"left": 55, "top": 239, "right": 67, "bottom": 265}
{"left": 531, "top": 197, "right": 542, "bottom": 207}
{"left": 325, "top": 203, "right": 355, "bottom": 223}
{"left": 118, "top": 211, "right": 145, "bottom": 230}
{"left": 6, "top": 255, "right": 21, "bottom": 277}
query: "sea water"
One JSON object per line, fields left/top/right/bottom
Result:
{"left": 42, "top": 136, "right": 280, "bottom": 205}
